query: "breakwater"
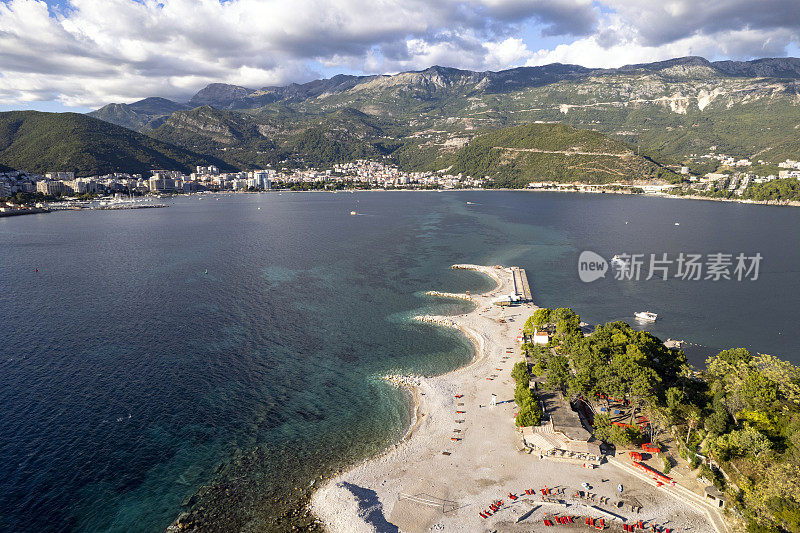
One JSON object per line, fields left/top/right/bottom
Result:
{"left": 425, "top": 290, "right": 473, "bottom": 301}
{"left": 413, "top": 314, "right": 456, "bottom": 327}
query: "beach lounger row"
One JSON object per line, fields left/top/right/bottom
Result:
{"left": 585, "top": 517, "right": 606, "bottom": 529}
{"left": 543, "top": 515, "right": 575, "bottom": 526}
{"left": 622, "top": 522, "right": 672, "bottom": 532}
{"left": 479, "top": 499, "right": 505, "bottom": 518}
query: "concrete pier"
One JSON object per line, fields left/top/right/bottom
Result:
{"left": 511, "top": 266, "right": 533, "bottom": 301}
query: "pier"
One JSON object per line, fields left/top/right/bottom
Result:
{"left": 511, "top": 267, "right": 533, "bottom": 302}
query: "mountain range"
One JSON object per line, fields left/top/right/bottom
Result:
{"left": 4, "top": 56, "right": 800, "bottom": 183}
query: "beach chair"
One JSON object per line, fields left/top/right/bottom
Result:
{"left": 543, "top": 519, "right": 553, "bottom": 526}
{"left": 479, "top": 512, "right": 486, "bottom": 518}
{"left": 586, "top": 517, "right": 594, "bottom": 526}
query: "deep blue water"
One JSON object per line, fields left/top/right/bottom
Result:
{"left": 1, "top": 191, "right": 797, "bottom": 531}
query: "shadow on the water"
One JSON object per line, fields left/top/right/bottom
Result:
{"left": 340, "top": 481, "right": 400, "bottom": 533}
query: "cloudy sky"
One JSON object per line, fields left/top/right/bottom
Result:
{"left": 1, "top": 0, "right": 798, "bottom": 112}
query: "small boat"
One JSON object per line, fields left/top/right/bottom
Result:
{"left": 674, "top": 222, "right": 680, "bottom": 226}
{"left": 350, "top": 211, "right": 357, "bottom": 215}
{"left": 466, "top": 201, "right": 474, "bottom": 205}
{"left": 634, "top": 311, "right": 658, "bottom": 322}
{"left": 204, "top": 269, "right": 208, "bottom": 275}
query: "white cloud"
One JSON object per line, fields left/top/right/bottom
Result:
{"left": 527, "top": 6, "right": 800, "bottom": 69}
{"left": 0, "top": 0, "right": 590, "bottom": 107}
{"left": 0, "top": 0, "right": 797, "bottom": 108}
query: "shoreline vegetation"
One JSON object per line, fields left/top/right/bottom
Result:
{"left": 311, "top": 265, "right": 800, "bottom": 533}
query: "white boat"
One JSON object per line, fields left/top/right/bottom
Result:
{"left": 611, "top": 254, "right": 627, "bottom": 266}
{"left": 350, "top": 211, "right": 357, "bottom": 215}
{"left": 634, "top": 311, "right": 658, "bottom": 322}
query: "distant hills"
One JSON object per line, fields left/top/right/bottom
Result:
{"left": 89, "top": 97, "right": 190, "bottom": 132}
{"left": 8, "top": 56, "right": 798, "bottom": 182}
{"left": 0, "top": 111, "right": 232, "bottom": 176}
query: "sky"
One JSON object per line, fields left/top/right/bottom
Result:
{"left": 0, "top": 0, "right": 798, "bottom": 113}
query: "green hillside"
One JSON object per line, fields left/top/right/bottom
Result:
{"left": 149, "top": 106, "right": 397, "bottom": 169}
{"left": 447, "top": 123, "right": 679, "bottom": 186}
{"left": 0, "top": 111, "right": 232, "bottom": 176}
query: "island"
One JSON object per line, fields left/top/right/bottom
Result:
{"left": 312, "top": 265, "right": 799, "bottom": 532}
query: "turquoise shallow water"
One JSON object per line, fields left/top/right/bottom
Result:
{"left": 1, "top": 191, "right": 797, "bottom": 531}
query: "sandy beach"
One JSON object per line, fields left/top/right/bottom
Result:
{"left": 312, "top": 265, "right": 723, "bottom": 532}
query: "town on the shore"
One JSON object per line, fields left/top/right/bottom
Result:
{"left": 3, "top": 152, "right": 800, "bottom": 216}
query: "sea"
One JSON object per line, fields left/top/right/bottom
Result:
{"left": 1, "top": 191, "right": 798, "bottom": 531}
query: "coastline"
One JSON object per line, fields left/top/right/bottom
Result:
{"left": 311, "top": 265, "right": 721, "bottom": 532}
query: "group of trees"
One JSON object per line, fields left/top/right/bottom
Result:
{"left": 522, "top": 307, "right": 581, "bottom": 340}
{"left": 511, "top": 361, "right": 542, "bottom": 427}
{"left": 744, "top": 178, "right": 800, "bottom": 202}
{"left": 695, "top": 349, "right": 800, "bottom": 531}
{"left": 521, "top": 306, "right": 800, "bottom": 530}
{"left": 1, "top": 191, "right": 57, "bottom": 205}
